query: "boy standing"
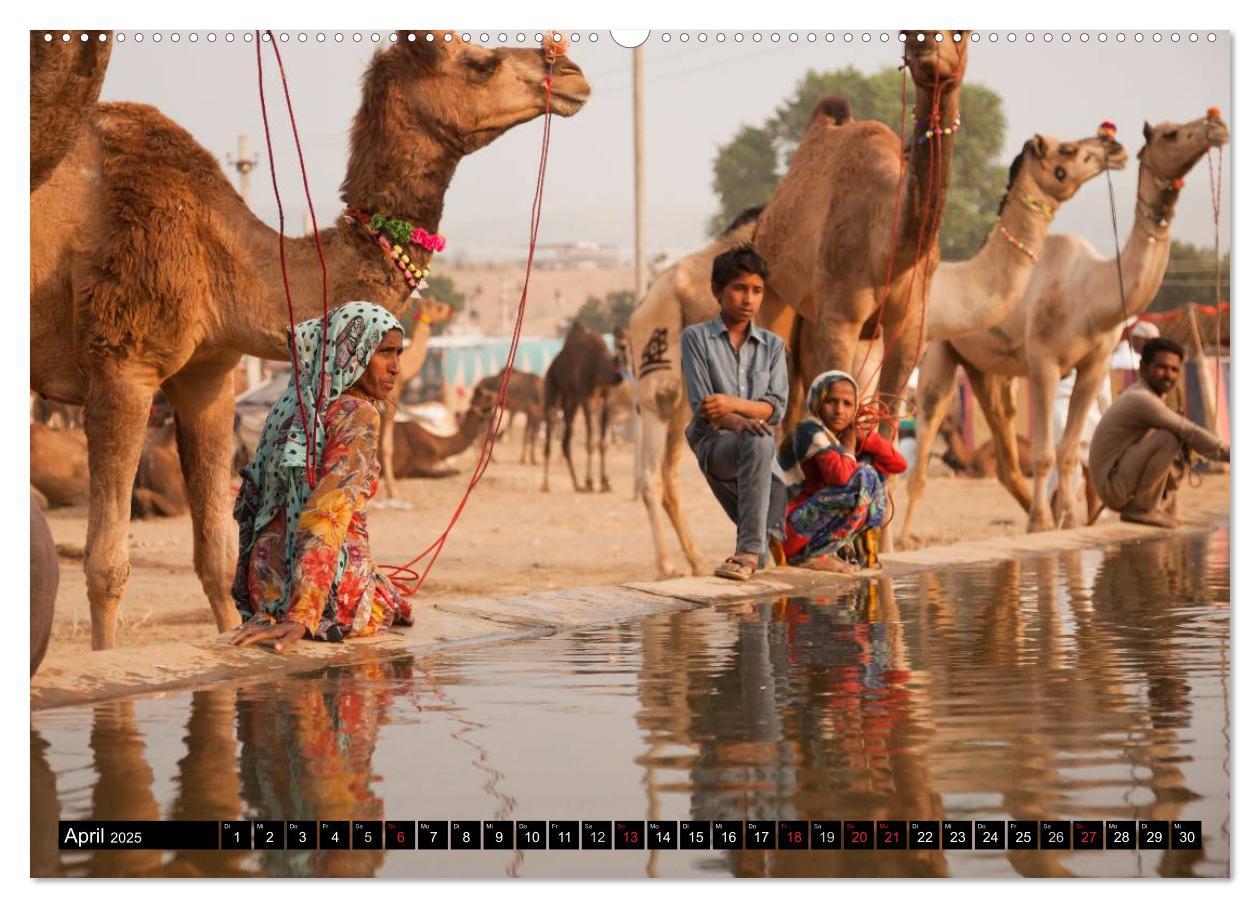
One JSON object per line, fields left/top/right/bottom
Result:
{"left": 680, "top": 244, "right": 788, "bottom": 580}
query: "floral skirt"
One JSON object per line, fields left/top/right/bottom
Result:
{"left": 785, "top": 464, "right": 889, "bottom": 565}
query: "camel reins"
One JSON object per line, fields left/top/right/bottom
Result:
{"left": 256, "top": 30, "right": 567, "bottom": 596}
{"left": 381, "top": 35, "right": 568, "bottom": 596}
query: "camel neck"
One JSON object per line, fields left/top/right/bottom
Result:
{"left": 1132, "top": 160, "right": 1179, "bottom": 242}
{"left": 339, "top": 66, "right": 461, "bottom": 236}
{"left": 900, "top": 83, "right": 961, "bottom": 248}
{"left": 230, "top": 218, "right": 417, "bottom": 361}
{"left": 922, "top": 172, "right": 1056, "bottom": 342}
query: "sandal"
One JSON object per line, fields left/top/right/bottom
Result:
{"left": 714, "top": 554, "right": 757, "bottom": 581}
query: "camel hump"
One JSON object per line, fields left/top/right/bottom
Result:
{"left": 96, "top": 101, "right": 235, "bottom": 190}
{"left": 810, "top": 95, "right": 852, "bottom": 127}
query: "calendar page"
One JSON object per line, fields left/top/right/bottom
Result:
{"left": 29, "top": 16, "right": 1232, "bottom": 886}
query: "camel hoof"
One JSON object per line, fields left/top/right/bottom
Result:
{"left": 657, "top": 566, "right": 685, "bottom": 580}
{"left": 600, "top": 480, "right": 612, "bottom": 493}
{"left": 1026, "top": 514, "right": 1055, "bottom": 533}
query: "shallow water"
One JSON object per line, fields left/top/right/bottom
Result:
{"left": 32, "top": 528, "right": 1230, "bottom": 878}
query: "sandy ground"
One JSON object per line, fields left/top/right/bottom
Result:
{"left": 41, "top": 437, "right": 1229, "bottom": 659}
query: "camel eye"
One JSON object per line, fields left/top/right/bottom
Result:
{"left": 1165, "top": 130, "right": 1179, "bottom": 140}
{"left": 463, "top": 54, "right": 501, "bottom": 78}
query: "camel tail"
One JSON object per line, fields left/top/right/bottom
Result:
{"left": 809, "top": 95, "right": 852, "bottom": 128}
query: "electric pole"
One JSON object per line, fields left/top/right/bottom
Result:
{"left": 633, "top": 45, "right": 647, "bottom": 301}
{"left": 227, "top": 134, "right": 263, "bottom": 389}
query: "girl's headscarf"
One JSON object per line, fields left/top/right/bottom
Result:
{"left": 778, "top": 370, "right": 860, "bottom": 476}
{"left": 232, "top": 301, "right": 404, "bottom": 621}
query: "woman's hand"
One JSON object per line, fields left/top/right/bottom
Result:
{"left": 230, "top": 619, "right": 307, "bottom": 653}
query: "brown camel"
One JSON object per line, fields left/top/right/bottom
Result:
{"left": 392, "top": 384, "right": 497, "bottom": 478}
{"left": 30, "top": 32, "right": 590, "bottom": 648}
{"left": 793, "top": 127, "right": 1129, "bottom": 421}
{"left": 626, "top": 207, "right": 761, "bottom": 577}
{"left": 377, "top": 297, "right": 454, "bottom": 502}
{"left": 477, "top": 367, "right": 546, "bottom": 464}
{"left": 900, "top": 112, "right": 1229, "bottom": 540}
{"left": 31, "top": 496, "right": 59, "bottom": 676}
{"left": 131, "top": 422, "right": 188, "bottom": 519}
{"left": 753, "top": 31, "right": 968, "bottom": 425}
{"left": 542, "top": 321, "right": 623, "bottom": 493}
{"left": 30, "top": 30, "right": 112, "bottom": 192}
{"left": 30, "top": 422, "right": 90, "bottom": 508}
{"left": 936, "top": 413, "right": 1033, "bottom": 479}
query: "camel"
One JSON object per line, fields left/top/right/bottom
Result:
{"left": 790, "top": 128, "right": 1128, "bottom": 426}
{"left": 477, "top": 367, "right": 545, "bottom": 464}
{"left": 30, "top": 30, "right": 112, "bottom": 191}
{"left": 392, "top": 383, "right": 497, "bottom": 479}
{"left": 30, "top": 33, "right": 590, "bottom": 648}
{"left": 30, "top": 422, "right": 90, "bottom": 508}
{"left": 131, "top": 422, "right": 188, "bottom": 518}
{"left": 31, "top": 496, "right": 59, "bottom": 676}
{"left": 626, "top": 208, "right": 761, "bottom": 577}
{"left": 899, "top": 111, "right": 1229, "bottom": 541}
{"left": 542, "top": 321, "right": 623, "bottom": 493}
{"left": 937, "top": 413, "right": 1033, "bottom": 479}
{"left": 752, "top": 31, "right": 968, "bottom": 424}
{"left": 377, "top": 297, "right": 454, "bottom": 503}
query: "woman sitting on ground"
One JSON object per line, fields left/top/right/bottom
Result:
{"left": 231, "top": 302, "right": 413, "bottom": 652}
{"left": 780, "top": 370, "right": 907, "bottom": 572}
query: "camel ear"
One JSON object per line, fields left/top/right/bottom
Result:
{"left": 395, "top": 30, "right": 448, "bottom": 67}
{"left": 1143, "top": 121, "right": 1154, "bottom": 143}
{"left": 1030, "top": 134, "right": 1049, "bottom": 159}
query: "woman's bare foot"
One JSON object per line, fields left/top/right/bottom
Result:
{"left": 801, "top": 554, "right": 856, "bottom": 574}
{"left": 1120, "top": 508, "right": 1179, "bottom": 529}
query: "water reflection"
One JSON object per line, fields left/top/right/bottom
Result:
{"left": 32, "top": 529, "right": 1229, "bottom": 878}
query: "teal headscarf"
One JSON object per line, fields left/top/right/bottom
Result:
{"left": 232, "top": 301, "right": 404, "bottom": 622}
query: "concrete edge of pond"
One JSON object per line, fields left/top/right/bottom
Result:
{"left": 30, "top": 513, "right": 1226, "bottom": 711}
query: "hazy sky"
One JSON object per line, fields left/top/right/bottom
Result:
{"left": 96, "top": 29, "right": 1231, "bottom": 262}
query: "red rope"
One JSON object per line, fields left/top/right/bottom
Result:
{"left": 855, "top": 53, "right": 949, "bottom": 434}
{"left": 381, "top": 58, "right": 558, "bottom": 596}
{"left": 256, "top": 29, "right": 331, "bottom": 488}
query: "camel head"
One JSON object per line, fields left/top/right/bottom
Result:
{"left": 901, "top": 31, "right": 970, "bottom": 89}
{"left": 1001, "top": 131, "right": 1128, "bottom": 211}
{"left": 1139, "top": 112, "right": 1230, "bottom": 184}
{"left": 377, "top": 31, "right": 590, "bottom": 154}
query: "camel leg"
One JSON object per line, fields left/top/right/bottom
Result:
{"left": 378, "top": 403, "right": 398, "bottom": 501}
{"left": 962, "top": 364, "right": 1032, "bottom": 512}
{"left": 163, "top": 363, "right": 242, "bottom": 633}
{"left": 1024, "top": 360, "right": 1062, "bottom": 533}
{"left": 896, "top": 341, "right": 960, "bottom": 549}
{"left": 598, "top": 398, "right": 612, "bottom": 492}
{"left": 661, "top": 404, "right": 707, "bottom": 575}
{"left": 541, "top": 409, "right": 555, "bottom": 492}
{"left": 82, "top": 372, "right": 156, "bottom": 649}
{"left": 519, "top": 411, "right": 531, "bottom": 464}
{"left": 580, "top": 399, "right": 594, "bottom": 492}
{"left": 1053, "top": 353, "right": 1110, "bottom": 529}
{"left": 636, "top": 402, "right": 680, "bottom": 578}
{"left": 871, "top": 326, "right": 926, "bottom": 553}
{"left": 561, "top": 402, "right": 583, "bottom": 492}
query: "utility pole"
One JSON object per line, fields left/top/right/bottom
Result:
{"left": 633, "top": 45, "right": 647, "bottom": 301}
{"left": 227, "top": 135, "right": 263, "bottom": 390}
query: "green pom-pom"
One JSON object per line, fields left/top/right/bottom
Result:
{"left": 369, "top": 214, "right": 388, "bottom": 231}
{"left": 383, "top": 218, "right": 414, "bottom": 245}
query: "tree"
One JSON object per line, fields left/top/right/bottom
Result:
{"left": 709, "top": 66, "right": 1008, "bottom": 261}
{"left": 569, "top": 290, "right": 636, "bottom": 335}
{"left": 1148, "top": 240, "right": 1230, "bottom": 314}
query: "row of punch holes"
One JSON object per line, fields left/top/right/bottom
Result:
{"left": 44, "top": 31, "right": 1220, "bottom": 45}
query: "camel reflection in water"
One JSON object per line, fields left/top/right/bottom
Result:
{"left": 31, "top": 531, "right": 1226, "bottom": 879}
{"left": 33, "top": 660, "right": 411, "bottom": 878}
{"left": 631, "top": 531, "right": 1226, "bottom": 877}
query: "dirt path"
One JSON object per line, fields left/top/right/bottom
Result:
{"left": 41, "top": 441, "right": 1229, "bottom": 658}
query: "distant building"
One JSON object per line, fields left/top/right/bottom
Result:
{"left": 534, "top": 241, "right": 625, "bottom": 271}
